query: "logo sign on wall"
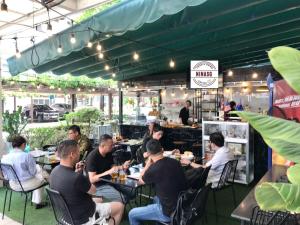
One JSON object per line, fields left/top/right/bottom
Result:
{"left": 190, "top": 60, "right": 219, "bottom": 89}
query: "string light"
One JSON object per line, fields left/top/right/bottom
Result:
{"left": 228, "top": 70, "right": 233, "bottom": 76}
{"left": 96, "top": 42, "right": 102, "bottom": 51}
{"left": 77, "top": 88, "right": 81, "bottom": 91}
{"left": 171, "top": 89, "right": 175, "bottom": 96}
{"left": 37, "top": 85, "right": 41, "bottom": 89}
{"left": 58, "top": 87, "right": 61, "bottom": 91}
{"left": 135, "top": 85, "right": 138, "bottom": 89}
{"left": 92, "top": 88, "right": 95, "bottom": 92}
{"left": 98, "top": 52, "right": 104, "bottom": 59}
{"left": 57, "top": 44, "right": 62, "bottom": 53}
{"left": 133, "top": 52, "right": 139, "bottom": 61}
{"left": 169, "top": 59, "right": 175, "bottom": 68}
{"left": 126, "top": 84, "right": 129, "bottom": 89}
{"left": 180, "top": 85, "right": 184, "bottom": 90}
{"left": 70, "top": 33, "right": 76, "bottom": 44}
{"left": 1, "top": 0, "right": 8, "bottom": 12}
{"left": 122, "top": 82, "right": 125, "bottom": 87}
{"left": 87, "top": 41, "right": 93, "bottom": 48}
{"left": 104, "top": 65, "right": 110, "bottom": 71}
{"left": 112, "top": 72, "right": 116, "bottom": 78}
{"left": 252, "top": 72, "right": 258, "bottom": 79}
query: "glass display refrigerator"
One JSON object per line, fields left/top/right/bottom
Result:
{"left": 202, "top": 120, "right": 254, "bottom": 184}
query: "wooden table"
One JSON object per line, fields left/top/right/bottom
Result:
{"left": 231, "top": 165, "right": 288, "bottom": 225}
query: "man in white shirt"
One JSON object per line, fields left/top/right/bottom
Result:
{"left": 181, "top": 132, "right": 234, "bottom": 187}
{"left": 1, "top": 136, "right": 48, "bottom": 208}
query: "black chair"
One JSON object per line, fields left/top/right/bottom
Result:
{"left": 198, "top": 165, "right": 211, "bottom": 189}
{"left": 159, "top": 183, "right": 212, "bottom": 225}
{"left": 0, "top": 165, "right": 13, "bottom": 219}
{"left": 46, "top": 187, "right": 75, "bottom": 225}
{"left": 250, "top": 206, "right": 298, "bottom": 225}
{"left": 0, "top": 163, "right": 48, "bottom": 225}
{"left": 211, "top": 159, "right": 238, "bottom": 220}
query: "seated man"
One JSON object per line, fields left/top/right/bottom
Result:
{"left": 129, "top": 139, "right": 187, "bottom": 225}
{"left": 50, "top": 140, "right": 123, "bottom": 225}
{"left": 86, "top": 134, "right": 130, "bottom": 203}
{"left": 181, "top": 132, "right": 234, "bottom": 187}
{"left": 68, "top": 125, "right": 92, "bottom": 159}
{"left": 1, "top": 136, "right": 48, "bottom": 209}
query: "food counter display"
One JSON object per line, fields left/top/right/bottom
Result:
{"left": 202, "top": 120, "right": 254, "bottom": 184}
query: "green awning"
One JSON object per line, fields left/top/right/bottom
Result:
{"left": 7, "top": 0, "right": 300, "bottom": 80}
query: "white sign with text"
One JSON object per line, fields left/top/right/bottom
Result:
{"left": 190, "top": 60, "right": 219, "bottom": 89}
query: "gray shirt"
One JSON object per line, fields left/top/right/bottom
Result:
{"left": 1, "top": 148, "right": 37, "bottom": 181}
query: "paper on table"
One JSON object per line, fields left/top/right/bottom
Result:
{"left": 127, "top": 172, "right": 141, "bottom": 180}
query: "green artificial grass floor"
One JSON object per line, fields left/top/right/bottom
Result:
{"left": 0, "top": 183, "right": 253, "bottom": 225}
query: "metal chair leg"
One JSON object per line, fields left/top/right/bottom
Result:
{"left": 8, "top": 190, "right": 12, "bottom": 211}
{"left": 22, "top": 194, "right": 28, "bottom": 225}
{"left": 2, "top": 189, "right": 8, "bottom": 219}
{"left": 212, "top": 191, "right": 218, "bottom": 221}
{"left": 231, "top": 185, "right": 237, "bottom": 207}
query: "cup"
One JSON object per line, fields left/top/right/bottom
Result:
{"left": 111, "top": 169, "right": 118, "bottom": 179}
{"left": 119, "top": 169, "right": 126, "bottom": 181}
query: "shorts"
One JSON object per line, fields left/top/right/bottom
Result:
{"left": 82, "top": 203, "right": 111, "bottom": 225}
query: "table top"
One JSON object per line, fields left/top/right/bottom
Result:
{"left": 117, "top": 139, "right": 143, "bottom": 146}
{"left": 35, "top": 155, "right": 60, "bottom": 166}
{"left": 99, "top": 176, "right": 141, "bottom": 189}
{"left": 231, "top": 165, "right": 288, "bottom": 222}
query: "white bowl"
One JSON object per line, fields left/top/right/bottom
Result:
{"left": 163, "top": 151, "right": 173, "bottom": 157}
{"left": 181, "top": 155, "right": 194, "bottom": 161}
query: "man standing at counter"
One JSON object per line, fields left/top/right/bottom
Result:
{"left": 179, "top": 100, "right": 192, "bottom": 125}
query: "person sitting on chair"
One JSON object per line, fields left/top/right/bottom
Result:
{"left": 181, "top": 132, "right": 234, "bottom": 187}
{"left": 68, "top": 125, "right": 92, "bottom": 159}
{"left": 129, "top": 139, "right": 187, "bottom": 225}
{"left": 49, "top": 140, "right": 123, "bottom": 225}
{"left": 1, "top": 135, "right": 48, "bottom": 209}
{"left": 86, "top": 134, "right": 131, "bottom": 203}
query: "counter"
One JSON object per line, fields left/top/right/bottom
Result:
{"left": 119, "top": 124, "right": 202, "bottom": 154}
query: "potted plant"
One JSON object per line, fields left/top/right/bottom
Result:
{"left": 233, "top": 46, "right": 300, "bottom": 213}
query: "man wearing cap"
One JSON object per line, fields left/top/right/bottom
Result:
{"left": 128, "top": 139, "right": 187, "bottom": 225}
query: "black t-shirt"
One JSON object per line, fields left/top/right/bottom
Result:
{"left": 86, "top": 149, "right": 114, "bottom": 184}
{"left": 179, "top": 107, "right": 189, "bottom": 125}
{"left": 142, "top": 157, "right": 187, "bottom": 216}
{"left": 49, "top": 165, "right": 95, "bottom": 225}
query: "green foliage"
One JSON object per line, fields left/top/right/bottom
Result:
{"left": 268, "top": 46, "right": 300, "bottom": 94}
{"left": 2, "top": 106, "right": 27, "bottom": 140}
{"left": 233, "top": 46, "right": 300, "bottom": 213}
{"left": 255, "top": 182, "right": 300, "bottom": 213}
{"left": 65, "top": 107, "right": 104, "bottom": 135}
{"left": 75, "top": 0, "right": 122, "bottom": 23}
{"left": 23, "top": 124, "right": 90, "bottom": 149}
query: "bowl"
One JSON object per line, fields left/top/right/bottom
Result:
{"left": 163, "top": 151, "right": 173, "bottom": 157}
{"left": 181, "top": 155, "right": 194, "bottom": 161}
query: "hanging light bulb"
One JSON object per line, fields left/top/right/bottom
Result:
{"left": 108, "top": 86, "right": 111, "bottom": 91}
{"left": 171, "top": 89, "right": 175, "bottom": 96}
{"left": 252, "top": 72, "right": 258, "bottom": 79}
{"left": 1, "top": 0, "right": 8, "bottom": 12}
{"left": 96, "top": 42, "right": 102, "bottom": 51}
{"left": 126, "top": 84, "right": 129, "bottom": 89}
{"left": 10, "top": 81, "right": 15, "bottom": 85}
{"left": 57, "top": 44, "right": 62, "bottom": 53}
{"left": 70, "top": 33, "right": 76, "bottom": 44}
{"left": 180, "top": 85, "right": 184, "bottom": 90}
{"left": 133, "top": 52, "right": 139, "bottom": 61}
{"left": 135, "top": 85, "right": 138, "bottom": 89}
{"left": 184, "top": 90, "right": 188, "bottom": 97}
{"left": 104, "top": 65, "right": 110, "bottom": 71}
{"left": 112, "top": 72, "right": 116, "bottom": 78}
{"left": 77, "top": 88, "right": 81, "bottom": 92}
{"left": 122, "top": 82, "right": 125, "bottom": 87}
{"left": 87, "top": 41, "right": 93, "bottom": 48}
{"left": 37, "top": 85, "right": 41, "bottom": 89}
{"left": 58, "top": 87, "right": 61, "bottom": 91}
{"left": 46, "top": 23, "right": 52, "bottom": 36}
{"left": 169, "top": 59, "right": 175, "bottom": 68}
{"left": 98, "top": 52, "right": 104, "bottom": 59}
{"left": 228, "top": 70, "right": 233, "bottom": 76}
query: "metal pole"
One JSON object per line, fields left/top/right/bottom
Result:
{"left": 108, "top": 93, "right": 112, "bottom": 120}
{"left": 0, "top": 39, "right": 4, "bottom": 169}
{"left": 14, "top": 96, "right": 16, "bottom": 111}
{"left": 71, "top": 94, "right": 76, "bottom": 112}
{"left": 119, "top": 88, "right": 123, "bottom": 124}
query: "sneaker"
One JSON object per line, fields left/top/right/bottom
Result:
{"left": 35, "top": 202, "right": 48, "bottom": 209}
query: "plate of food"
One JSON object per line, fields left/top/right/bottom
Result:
{"left": 181, "top": 151, "right": 194, "bottom": 160}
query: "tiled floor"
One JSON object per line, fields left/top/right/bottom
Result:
{"left": 0, "top": 214, "right": 21, "bottom": 225}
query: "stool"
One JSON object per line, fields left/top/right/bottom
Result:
{"left": 172, "top": 141, "right": 187, "bottom": 153}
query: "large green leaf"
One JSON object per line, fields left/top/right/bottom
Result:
{"left": 255, "top": 182, "right": 300, "bottom": 213}
{"left": 233, "top": 111, "right": 300, "bottom": 163}
{"left": 287, "top": 164, "right": 300, "bottom": 185}
{"left": 268, "top": 46, "right": 300, "bottom": 94}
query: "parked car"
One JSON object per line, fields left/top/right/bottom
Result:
{"left": 51, "top": 103, "right": 72, "bottom": 117}
{"left": 23, "top": 104, "right": 59, "bottom": 122}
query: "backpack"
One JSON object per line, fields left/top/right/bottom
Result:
{"left": 184, "top": 166, "right": 211, "bottom": 190}
{"left": 170, "top": 184, "right": 211, "bottom": 225}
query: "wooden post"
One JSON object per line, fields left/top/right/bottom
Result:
{"left": 136, "top": 92, "right": 141, "bottom": 119}
{"left": 100, "top": 95, "right": 105, "bottom": 111}
{"left": 119, "top": 88, "right": 123, "bottom": 124}
{"left": 71, "top": 94, "right": 76, "bottom": 112}
{"left": 0, "top": 43, "right": 4, "bottom": 166}
{"left": 14, "top": 96, "right": 16, "bottom": 111}
{"left": 30, "top": 96, "right": 34, "bottom": 123}
{"left": 108, "top": 93, "right": 113, "bottom": 120}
